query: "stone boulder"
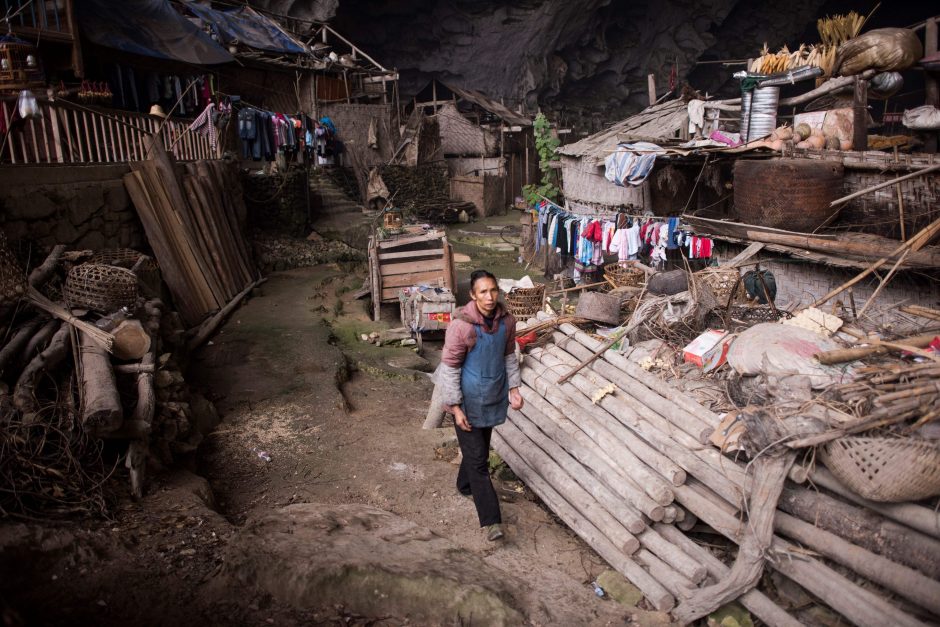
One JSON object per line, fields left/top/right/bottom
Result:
{"left": 211, "top": 503, "right": 529, "bottom": 624}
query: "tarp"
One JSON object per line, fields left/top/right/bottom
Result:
{"left": 183, "top": 3, "right": 307, "bottom": 55}
{"left": 77, "top": 0, "right": 233, "bottom": 65}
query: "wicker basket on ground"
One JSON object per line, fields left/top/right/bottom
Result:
{"left": 505, "top": 284, "right": 545, "bottom": 319}
{"left": 604, "top": 262, "right": 646, "bottom": 288}
{"left": 820, "top": 436, "right": 940, "bottom": 503}
{"left": 64, "top": 263, "right": 138, "bottom": 313}
{"left": 695, "top": 268, "right": 746, "bottom": 306}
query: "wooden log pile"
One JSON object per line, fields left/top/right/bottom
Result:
{"left": 493, "top": 320, "right": 940, "bottom": 625}
{"left": 379, "top": 165, "right": 476, "bottom": 223}
{"left": 0, "top": 245, "right": 222, "bottom": 516}
{"left": 124, "top": 137, "right": 259, "bottom": 326}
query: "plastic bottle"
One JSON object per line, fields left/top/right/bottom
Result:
{"left": 251, "top": 447, "right": 272, "bottom": 462}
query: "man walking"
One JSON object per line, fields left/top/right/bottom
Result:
{"left": 437, "top": 270, "right": 523, "bottom": 541}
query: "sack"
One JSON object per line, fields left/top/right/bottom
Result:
{"left": 16, "top": 89, "right": 41, "bottom": 120}
{"left": 903, "top": 105, "right": 940, "bottom": 131}
{"left": 835, "top": 28, "right": 923, "bottom": 76}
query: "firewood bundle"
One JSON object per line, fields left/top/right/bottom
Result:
{"left": 495, "top": 321, "right": 940, "bottom": 625}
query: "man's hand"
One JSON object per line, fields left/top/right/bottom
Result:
{"left": 453, "top": 406, "right": 472, "bottom": 432}
{"left": 509, "top": 387, "right": 524, "bottom": 410}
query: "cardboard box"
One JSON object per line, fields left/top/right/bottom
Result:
{"left": 702, "top": 334, "right": 735, "bottom": 373}
{"left": 683, "top": 329, "right": 733, "bottom": 372}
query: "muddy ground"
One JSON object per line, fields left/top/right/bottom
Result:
{"left": 0, "top": 216, "right": 673, "bottom": 626}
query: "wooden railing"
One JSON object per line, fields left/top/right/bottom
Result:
{"left": 0, "top": 100, "right": 216, "bottom": 165}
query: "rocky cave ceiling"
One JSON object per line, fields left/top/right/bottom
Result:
{"left": 254, "top": 0, "right": 934, "bottom": 125}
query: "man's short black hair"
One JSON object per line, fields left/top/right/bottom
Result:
{"left": 469, "top": 269, "right": 497, "bottom": 291}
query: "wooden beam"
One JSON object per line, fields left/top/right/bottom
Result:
{"left": 648, "top": 74, "right": 657, "bottom": 107}
{"left": 852, "top": 77, "right": 868, "bottom": 152}
{"left": 926, "top": 18, "right": 938, "bottom": 153}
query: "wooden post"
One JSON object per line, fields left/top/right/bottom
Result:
{"left": 926, "top": 18, "right": 939, "bottom": 153}
{"left": 648, "top": 73, "right": 657, "bottom": 107}
{"left": 852, "top": 76, "right": 868, "bottom": 152}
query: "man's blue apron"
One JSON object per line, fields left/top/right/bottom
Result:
{"left": 460, "top": 321, "right": 509, "bottom": 428}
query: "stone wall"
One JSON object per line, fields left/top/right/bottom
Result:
{"left": 0, "top": 165, "right": 145, "bottom": 255}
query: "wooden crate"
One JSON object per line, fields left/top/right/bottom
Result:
{"left": 368, "top": 226, "right": 456, "bottom": 321}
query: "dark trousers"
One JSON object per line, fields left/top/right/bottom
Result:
{"left": 455, "top": 425, "right": 501, "bottom": 527}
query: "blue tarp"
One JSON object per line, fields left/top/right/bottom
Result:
{"left": 77, "top": 0, "right": 233, "bottom": 65}
{"left": 183, "top": 3, "right": 307, "bottom": 55}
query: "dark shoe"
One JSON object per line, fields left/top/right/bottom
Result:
{"left": 458, "top": 489, "right": 472, "bottom": 498}
{"left": 485, "top": 523, "right": 504, "bottom": 542}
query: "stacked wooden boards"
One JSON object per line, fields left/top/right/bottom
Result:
{"left": 368, "top": 227, "right": 456, "bottom": 321}
{"left": 123, "top": 138, "right": 258, "bottom": 326}
{"left": 493, "top": 320, "right": 940, "bottom": 625}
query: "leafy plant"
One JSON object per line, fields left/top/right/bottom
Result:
{"left": 522, "top": 112, "right": 561, "bottom": 206}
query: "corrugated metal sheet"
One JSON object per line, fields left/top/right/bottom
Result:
{"left": 558, "top": 100, "right": 688, "bottom": 164}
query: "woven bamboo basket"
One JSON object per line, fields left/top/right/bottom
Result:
{"left": 88, "top": 248, "right": 147, "bottom": 268}
{"left": 695, "top": 268, "right": 746, "bottom": 305}
{"left": 820, "top": 436, "right": 940, "bottom": 502}
{"left": 604, "top": 262, "right": 646, "bottom": 288}
{"left": 729, "top": 304, "right": 791, "bottom": 323}
{"left": 505, "top": 284, "right": 545, "bottom": 318}
{"left": 64, "top": 263, "right": 138, "bottom": 313}
{"left": 0, "top": 231, "right": 26, "bottom": 304}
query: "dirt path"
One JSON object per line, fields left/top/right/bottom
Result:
{"left": 1, "top": 263, "right": 663, "bottom": 625}
{"left": 192, "top": 265, "right": 644, "bottom": 624}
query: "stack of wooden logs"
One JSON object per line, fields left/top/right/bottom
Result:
{"left": 0, "top": 245, "right": 212, "bottom": 515}
{"left": 494, "top": 320, "right": 940, "bottom": 625}
{"left": 379, "top": 165, "right": 476, "bottom": 222}
{"left": 124, "top": 138, "right": 259, "bottom": 326}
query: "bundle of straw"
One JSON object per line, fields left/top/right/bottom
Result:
{"left": 27, "top": 287, "right": 115, "bottom": 353}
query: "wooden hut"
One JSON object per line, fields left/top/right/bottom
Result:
{"left": 557, "top": 100, "right": 705, "bottom": 214}
{"left": 404, "top": 80, "right": 534, "bottom": 216}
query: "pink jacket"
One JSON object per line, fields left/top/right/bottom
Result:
{"left": 437, "top": 302, "right": 521, "bottom": 408}
{"left": 441, "top": 302, "right": 517, "bottom": 367}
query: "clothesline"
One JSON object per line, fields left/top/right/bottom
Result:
{"left": 534, "top": 198, "right": 714, "bottom": 269}
{"left": 535, "top": 193, "right": 665, "bottom": 223}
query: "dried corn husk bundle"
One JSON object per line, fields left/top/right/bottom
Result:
{"left": 817, "top": 10, "right": 869, "bottom": 47}
{"left": 749, "top": 44, "right": 838, "bottom": 78}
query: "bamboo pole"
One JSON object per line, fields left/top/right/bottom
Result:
{"left": 516, "top": 387, "right": 649, "bottom": 531}
{"left": 677, "top": 480, "right": 928, "bottom": 627}
{"left": 812, "top": 215, "right": 940, "bottom": 308}
{"left": 654, "top": 523, "right": 802, "bottom": 627}
{"left": 498, "top": 419, "right": 640, "bottom": 555}
{"left": 521, "top": 361, "right": 674, "bottom": 511}
{"left": 491, "top": 431, "right": 676, "bottom": 612}
{"left": 831, "top": 164, "right": 940, "bottom": 208}
{"left": 507, "top": 410, "right": 646, "bottom": 540}
{"left": 796, "top": 465, "right": 940, "bottom": 540}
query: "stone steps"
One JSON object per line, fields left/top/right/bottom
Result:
{"left": 310, "top": 173, "right": 364, "bottom": 216}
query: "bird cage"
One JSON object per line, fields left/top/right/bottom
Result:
{"left": 383, "top": 208, "right": 403, "bottom": 230}
{"left": 0, "top": 35, "right": 45, "bottom": 94}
